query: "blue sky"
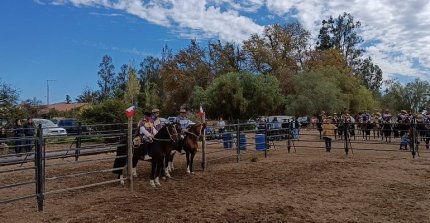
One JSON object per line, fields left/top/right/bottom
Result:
{"left": 1, "top": 0, "right": 429, "bottom": 104}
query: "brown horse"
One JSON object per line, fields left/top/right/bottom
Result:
{"left": 183, "top": 123, "right": 206, "bottom": 174}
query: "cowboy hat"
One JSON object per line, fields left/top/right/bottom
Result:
{"left": 152, "top": 108, "right": 160, "bottom": 113}
{"left": 416, "top": 114, "right": 424, "bottom": 122}
{"left": 179, "top": 108, "right": 186, "bottom": 113}
{"left": 401, "top": 110, "right": 407, "bottom": 113}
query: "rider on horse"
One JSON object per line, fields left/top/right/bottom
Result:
{"left": 176, "top": 108, "right": 191, "bottom": 154}
{"left": 151, "top": 108, "right": 163, "bottom": 131}
{"left": 137, "top": 112, "right": 158, "bottom": 157}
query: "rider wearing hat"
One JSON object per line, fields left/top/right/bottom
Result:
{"left": 139, "top": 111, "right": 158, "bottom": 146}
{"left": 176, "top": 108, "right": 190, "bottom": 154}
{"left": 176, "top": 108, "right": 190, "bottom": 131}
{"left": 382, "top": 109, "right": 392, "bottom": 123}
{"left": 151, "top": 108, "right": 163, "bottom": 131}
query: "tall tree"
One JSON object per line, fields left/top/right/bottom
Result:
{"left": 316, "top": 12, "right": 383, "bottom": 92}
{"left": 355, "top": 57, "right": 383, "bottom": 92}
{"left": 208, "top": 40, "right": 245, "bottom": 76}
{"left": 0, "top": 78, "right": 19, "bottom": 107}
{"left": 316, "top": 12, "right": 364, "bottom": 68}
{"left": 97, "top": 55, "right": 116, "bottom": 101}
{"left": 243, "top": 22, "right": 310, "bottom": 94}
{"left": 138, "top": 56, "right": 162, "bottom": 86}
{"left": 161, "top": 39, "right": 211, "bottom": 112}
{"left": 76, "top": 87, "right": 99, "bottom": 103}
{"left": 65, "top": 95, "right": 72, "bottom": 104}
{"left": 124, "top": 67, "right": 140, "bottom": 106}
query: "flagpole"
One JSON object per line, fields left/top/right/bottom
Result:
{"left": 128, "top": 116, "right": 133, "bottom": 192}
{"left": 201, "top": 104, "right": 206, "bottom": 171}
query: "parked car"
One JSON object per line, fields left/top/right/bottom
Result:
{"left": 297, "top": 116, "right": 310, "bottom": 128}
{"left": 159, "top": 118, "right": 169, "bottom": 125}
{"left": 32, "top": 118, "right": 67, "bottom": 136}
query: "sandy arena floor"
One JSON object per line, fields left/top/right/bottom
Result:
{"left": 1, "top": 129, "right": 430, "bottom": 223}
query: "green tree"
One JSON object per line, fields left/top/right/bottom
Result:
{"left": 76, "top": 87, "right": 99, "bottom": 103}
{"left": 97, "top": 55, "right": 116, "bottom": 101}
{"left": 204, "top": 72, "right": 247, "bottom": 120}
{"left": 355, "top": 57, "right": 383, "bottom": 93}
{"left": 285, "top": 70, "right": 345, "bottom": 115}
{"left": 65, "top": 95, "right": 72, "bottom": 104}
{"left": 0, "top": 78, "right": 19, "bottom": 107}
{"left": 382, "top": 78, "right": 430, "bottom": 113}
{"left": 113, "top": 64, "right": 129, "bottom": 99}
{"left": 317, "top": 12, "right": 364, "bottom": 68}
{"left": 243, "top": 22, "right": 310, "bottom": 94}
{"left": 79, "top": 99, "right": 128, "bottom": 124}
{"left": 208, "top": 40, "right": 245, "bottom": 76}
{"left": 195, "top": 72, "right": 284, "bottom": 120}
{"left": 124, "top": 67, "right": 140, "bottom": 105}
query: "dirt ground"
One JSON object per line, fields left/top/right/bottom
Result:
{"left": 1, "top": 129, "right": 430, "bottom": 223}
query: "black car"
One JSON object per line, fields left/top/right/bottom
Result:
{"left": 53, "top": 118, "right": 92, "bottom": 135}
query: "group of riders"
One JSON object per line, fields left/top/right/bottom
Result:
{"left": 135, "top": 108, "right": 191, "bottom": 156}
{"left": 318, "top": 107, "right": 430, "bottom": 151}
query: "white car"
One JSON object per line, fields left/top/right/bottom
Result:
{"left": 32, "top": 118, "right": 67, "bottom": 136}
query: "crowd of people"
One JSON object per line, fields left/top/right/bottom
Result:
{"left": 318, "top": 107, "right": 430, "bottom": 152}
{"left": 0, "top": 117, "right": 36, "bottom": 155}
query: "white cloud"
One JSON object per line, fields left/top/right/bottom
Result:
{"left": 49, "top": 0, "right": 430, "bottom": 81}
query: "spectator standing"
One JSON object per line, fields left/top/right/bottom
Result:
{"left": 322, "top": 117, "right": 337, "bottom": 152}
{"left": 23, "top": 117, "right": 35, "bottom": 152}
{"left": 13, "top": 119, "right": 25, "bottom": 154}
{"left": 217, "top": 117, "right": 225, "bottom": 135}
{"left": 0, "top": 127, "right": 9, "bottom": 155}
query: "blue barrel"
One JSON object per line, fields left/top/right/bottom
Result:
{"left": 255, "top": 134, "right": 266, "bottom": 151}
{"left": 223, "top": 133, "right": 233, "bottom": 149}
{"left": 239, "top": 133, "right": 247, "bottom": 150}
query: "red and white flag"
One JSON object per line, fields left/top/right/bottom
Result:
{"left": 125, "top": 105, "right": 136, "bottom": 118}
{"left": 199, "top": 104, "right": 204, "bottom": 121}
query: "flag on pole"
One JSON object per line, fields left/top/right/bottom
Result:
{"left": 199, "top": 104, "right": 204, "bottom": 122}
{"left": 125, "top": 105, "right": 136, "bottom": 118}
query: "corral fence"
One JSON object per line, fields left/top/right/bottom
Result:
{"left": 0, "top": 123, "right": 129, "bottom": 211}
{"left": 1, "top": 120, "right": 428, "bottom": 212}
{"left": 202, "top": 120, "right": 430, "bottom": 167}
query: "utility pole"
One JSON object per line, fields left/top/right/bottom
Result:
{"left": 46, "top": 80, "right": 56, "bottom": 107}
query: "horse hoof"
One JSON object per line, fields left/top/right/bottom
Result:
{"left": 149, "top": 180, "right": 156, "bottom": 187}
{"left": 155, "top": 177, "right": 161, "bottom": 186}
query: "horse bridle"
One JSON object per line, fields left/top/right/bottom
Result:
{"left": 185, "top": 123, "right": 204, "bottom": 139}
{"left": 153, "top": 124, "right": 180, "bottom": 143}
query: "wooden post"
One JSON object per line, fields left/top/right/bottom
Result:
{"left": 201, "top": 113, "right": 206, "bottom": 171}
{"left": 127, "top": 117, "right": 133, "bottom": 192}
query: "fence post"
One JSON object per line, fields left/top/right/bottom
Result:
{"left": 35, "top": 124, "right": 44, "bottom": 212}
{"left": 127, "top": 118, "right": 134, "bottom": 192}
{"left": 287, "top": 120, "right": 291, "bottom": 153}
{"left": 201, "top": 114, "right": 206, "bottom": 171}
{"left": 264, "top": 121, "right": 268, "bottom": 158}
{"left": 75, "top": 122, "right": 82, "bottom": 161}
{"left": 236, "top": 120, "right": 240, "bottom": 163}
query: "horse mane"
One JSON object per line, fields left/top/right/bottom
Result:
{"left": 154, "top": 124, "right": 170, "bottom": 138}
{"left": 188, "top": 122, "right": 206, "bottom": 134}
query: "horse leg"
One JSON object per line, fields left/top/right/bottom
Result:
{"left": 164, "top": 155, "right": 172, "bottom": 179}
{"left": 155, "top": 158, "right": 162, "bottom": 186}
{"left": 149, "top": 158, "right": 156, "bottom": 187}
{"left": 131, "top": 146, "right": 142, "bottom": 177}
{"left": 113, "top": 144, "right": 127, "bottom": 185}
{"left": 186, "top": 151, "right": 191, "bottom": 174}
{"left": 189, "top": 151, "right": 196, "bottom": 174}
